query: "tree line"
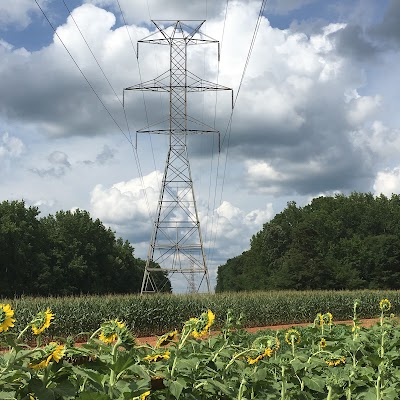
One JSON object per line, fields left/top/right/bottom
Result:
{"left": 0, "top": 200, "right": 170, "bottom": 297}
{"left": 216, "top": 193, "right": 400, "bottom": 292}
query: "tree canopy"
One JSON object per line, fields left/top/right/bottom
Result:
{"left": 0, "top": 200, "right": 170, "bottom": 297}
{"left": 216, "top": 193, "right": 400, "bottom": 292}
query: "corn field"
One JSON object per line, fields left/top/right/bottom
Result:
{"left": 1, "top": 290, "right": 400, "bottom": 340}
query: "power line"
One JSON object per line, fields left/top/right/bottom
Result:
{"left": 208, "top": 0, "right": 269, "bottom": 268}
{"left": 61, "top": 0, "right": 136, "bottom": 149}
{"left": 117, "top": 0, "right": 162, "bottom": 194}
{"left": 62, "top": 0, "right": 124, "bottom": 107}
{"left": 36, "top": 0, "right": 155, "bottom": 223}
{"left": 205, "top": 0, "right": 230, "bottom": 259}
{"left": 34, "top": 0, "right": 132, "bottom": 145}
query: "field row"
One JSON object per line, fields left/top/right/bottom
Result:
{"left": 1, "top": 290, "right": 399, "bottom": 339}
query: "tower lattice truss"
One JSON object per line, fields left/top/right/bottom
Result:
{"left": 125, "top": 20, "right": 232, "bottom": 293}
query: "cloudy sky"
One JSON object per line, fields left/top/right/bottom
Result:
{"left": 1, "top": 0, "right": 400, "bottom": 291}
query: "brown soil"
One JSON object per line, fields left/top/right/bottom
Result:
{"left": 136, "top": 318, "right": 381, "bottom": 347}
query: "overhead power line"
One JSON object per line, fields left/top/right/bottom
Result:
{"left": 34, "top": 0, "right": 132, "bottom": 144}
{"left": 208, "top": 0, "right": 269, "bottom": 267}
{"left": 35, "top": 0, "right": 156, "bottom": 222}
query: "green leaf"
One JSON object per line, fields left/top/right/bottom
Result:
{"left": 360, "top": 387, "right": 378, "bottom": 400}
{"left": 208, "top": 379, "right": 235, "bottom": 397}
{"left": 381, "top": 386, "right": 400, "bottom": 400}
{"left": 112, "top": 352, "right": 138, "bottom": 374}
{"left": 76, "top": 392, "right": 110, "bottom": 400}
{"left": 168, "top": 380, "right": 184, "bottom": 399}
{"left": 302, "top": 376, "right": 325, "bottom": 393}
{"left": 71, "top": 366, "right": 105, "bottom": 389}
{"left": 291, "top": 358, "right": 308, "bottom": 373}
{"left": 53, "top": 379, "right": 77, "bottom": 398}
{"left": 0, "top": 391, "right": 17, "bottom": 400}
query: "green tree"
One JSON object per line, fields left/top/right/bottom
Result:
{"left": 0, "top": 201, "right": 171, "bottom": 296}
{"left": 40, "top": 209, "right": 146, "bottom": 295}
{"left": 0, "top": 200, "right": 47, "bottom": 297}
{"left": 216, "top": 193, "right": 400, "bottom": 292}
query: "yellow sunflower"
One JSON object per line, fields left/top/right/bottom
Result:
{"left": 192, "top": 310, "right": 215, "bottom": 338}
{"left": 31, "top": 308, "right": 54, "bottom": 335}
{"left": 143, "top": 351, "right": 170, "bottom": 362}
{"left": 323, "top": 312, "right": 333, "bottom": 325}
{"left": 50, "top": 343, "right": 66, "bottom": 362}
{"left": 29, "top": 358, "right": 50, "bottom": 370}
{"left": 156, "top": 329, "right": 178, "bottom": 348}
{"left": 320, "top": 338, "right": 327, "bottom": 348}
{"left": 285, "top": 329, "right": 301, "bottom": 345}
{"left": 0, "top": 303, "right": 16, "bottom": 333}
{"left": 29, "top": 342, "right": 65, "bottom": 370}
{"left": 98, "top": 319, "right": 125, "bottom": 344}
{"left": 379, "top": 299, "right": 391, "bottom": 312}
{"left": 325, "top": 356, "right": 346, "bottom": 367}
{"left": 247, "top": 347, "right": 273, "bottom": 365}
{"left": 140, "top": 391, "right": 151, "bottom": 400}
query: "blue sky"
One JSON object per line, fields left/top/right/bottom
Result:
{"left": 1, "top": 0, "right": 400, "bottom": 291}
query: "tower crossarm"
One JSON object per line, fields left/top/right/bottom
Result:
{"left": 124, "top": 71, "right": 233, "bottom": 107}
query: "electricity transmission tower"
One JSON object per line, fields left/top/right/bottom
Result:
{"left": 124, "top": 20, "right": 232, "bottom": 294}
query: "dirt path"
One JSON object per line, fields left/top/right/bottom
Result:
{"left": 136, "top": 318, "right": 381, "bottom": 346}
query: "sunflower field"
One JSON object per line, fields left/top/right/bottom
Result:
{"left": 1, "top": 298, "right": 400, "bottom": 399}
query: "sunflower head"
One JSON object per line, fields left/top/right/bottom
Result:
{"left": 143, "top": 350, "right": 170, "bottom": 362}
{"left": 140, "top": 390, "right": 151, "bottom": 400}
{"left": 0, "top": 303, "right": 16, "bottom": 333}
{"left": 98, "top": 319, "right": 126, "bottom": 344}
{"left": 31, "top": 308, "right": 54, "bottom": 335}
{"left": 316, "top": 313, "right": 323, "bottom": 326}
{"left": 320, "top": 338, "right": 327, "bottom": 348}
{"left": 252, "top": 335, "right": 280, "bottom": 353}
{"left": 379, "top": 299, "right": 391, "bottom": 312}
{"left": 192, "top": 309, "right": 215, "bottom": 338}
{"left": 156, "top": 329, "right": 178, "bottom": 348}
{"left": 323, "top": 312, "right": 333, "bottom": 325}
{"left": 325, "top": 356, "right": 346, "bottom": 367}
{"left": 47, "top": 342, "right": 66, "bottom": 363}
{"left": 285, "top": 329, "right": 301, "bottom": 345}
{"left": 247, "top": 347, "right": 273, "bottom": 365}
{"left": 28, "top": 341, "right": 65, "bottom": 370}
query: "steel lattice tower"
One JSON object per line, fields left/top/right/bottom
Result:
{"left": 124, "top": 20, "right": 232, "bottom": 294}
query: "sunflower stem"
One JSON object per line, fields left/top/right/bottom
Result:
{"left": 108, "top": 337, "right": 122, "bottom": 397}
{"left": 16, "top": 324, "right": 31, "bottom": 340}
{"left": 281, "top": 365, "right": 286, "bottom": 400}
{"left": 327, "top": 385, "right": 333, "bottom": 400}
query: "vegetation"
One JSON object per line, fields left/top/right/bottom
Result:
{"left": 1, "top": 298, "right": 400, "bottom": 399}
{"left": 1, "top": 290, "right": 400, "bottom": 339}
{"left": 0, "top": 200, "right": 170, "bottom": 297}
{"left": 216, "top": 193, "right": 400, "bottom": 292}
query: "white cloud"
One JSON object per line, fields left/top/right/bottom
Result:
{"left": 48, "top": 151, "right": 71, "bottom": 166}
{"left": 374, "top": 168, "right": 400, "bottom": 197}
{"left": 86, "top": 0, "right": 231, "bottom": 24}
{"left": 347, "top": 95, "right": 381, "bottom": 126}
{"left": 350, "top": 121, "right": 400, "bottom": 164}
{"left": 90, "top": 170, "right": 161, "bottom": 225}
{"left": 0, "top": 132, "right": 25, "bottom": 159}
{"left": 0, "top": 0, "right": 48, "bottom": 29}
{"left": 30, "top": 150, "right": 72, "bottom": 178}
{"left": 204, "top": 200, "right": 274, "bottom": 260}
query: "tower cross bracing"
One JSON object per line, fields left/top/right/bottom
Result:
{"left": 124, "top": 20, "right": 232, "bottom": 294}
